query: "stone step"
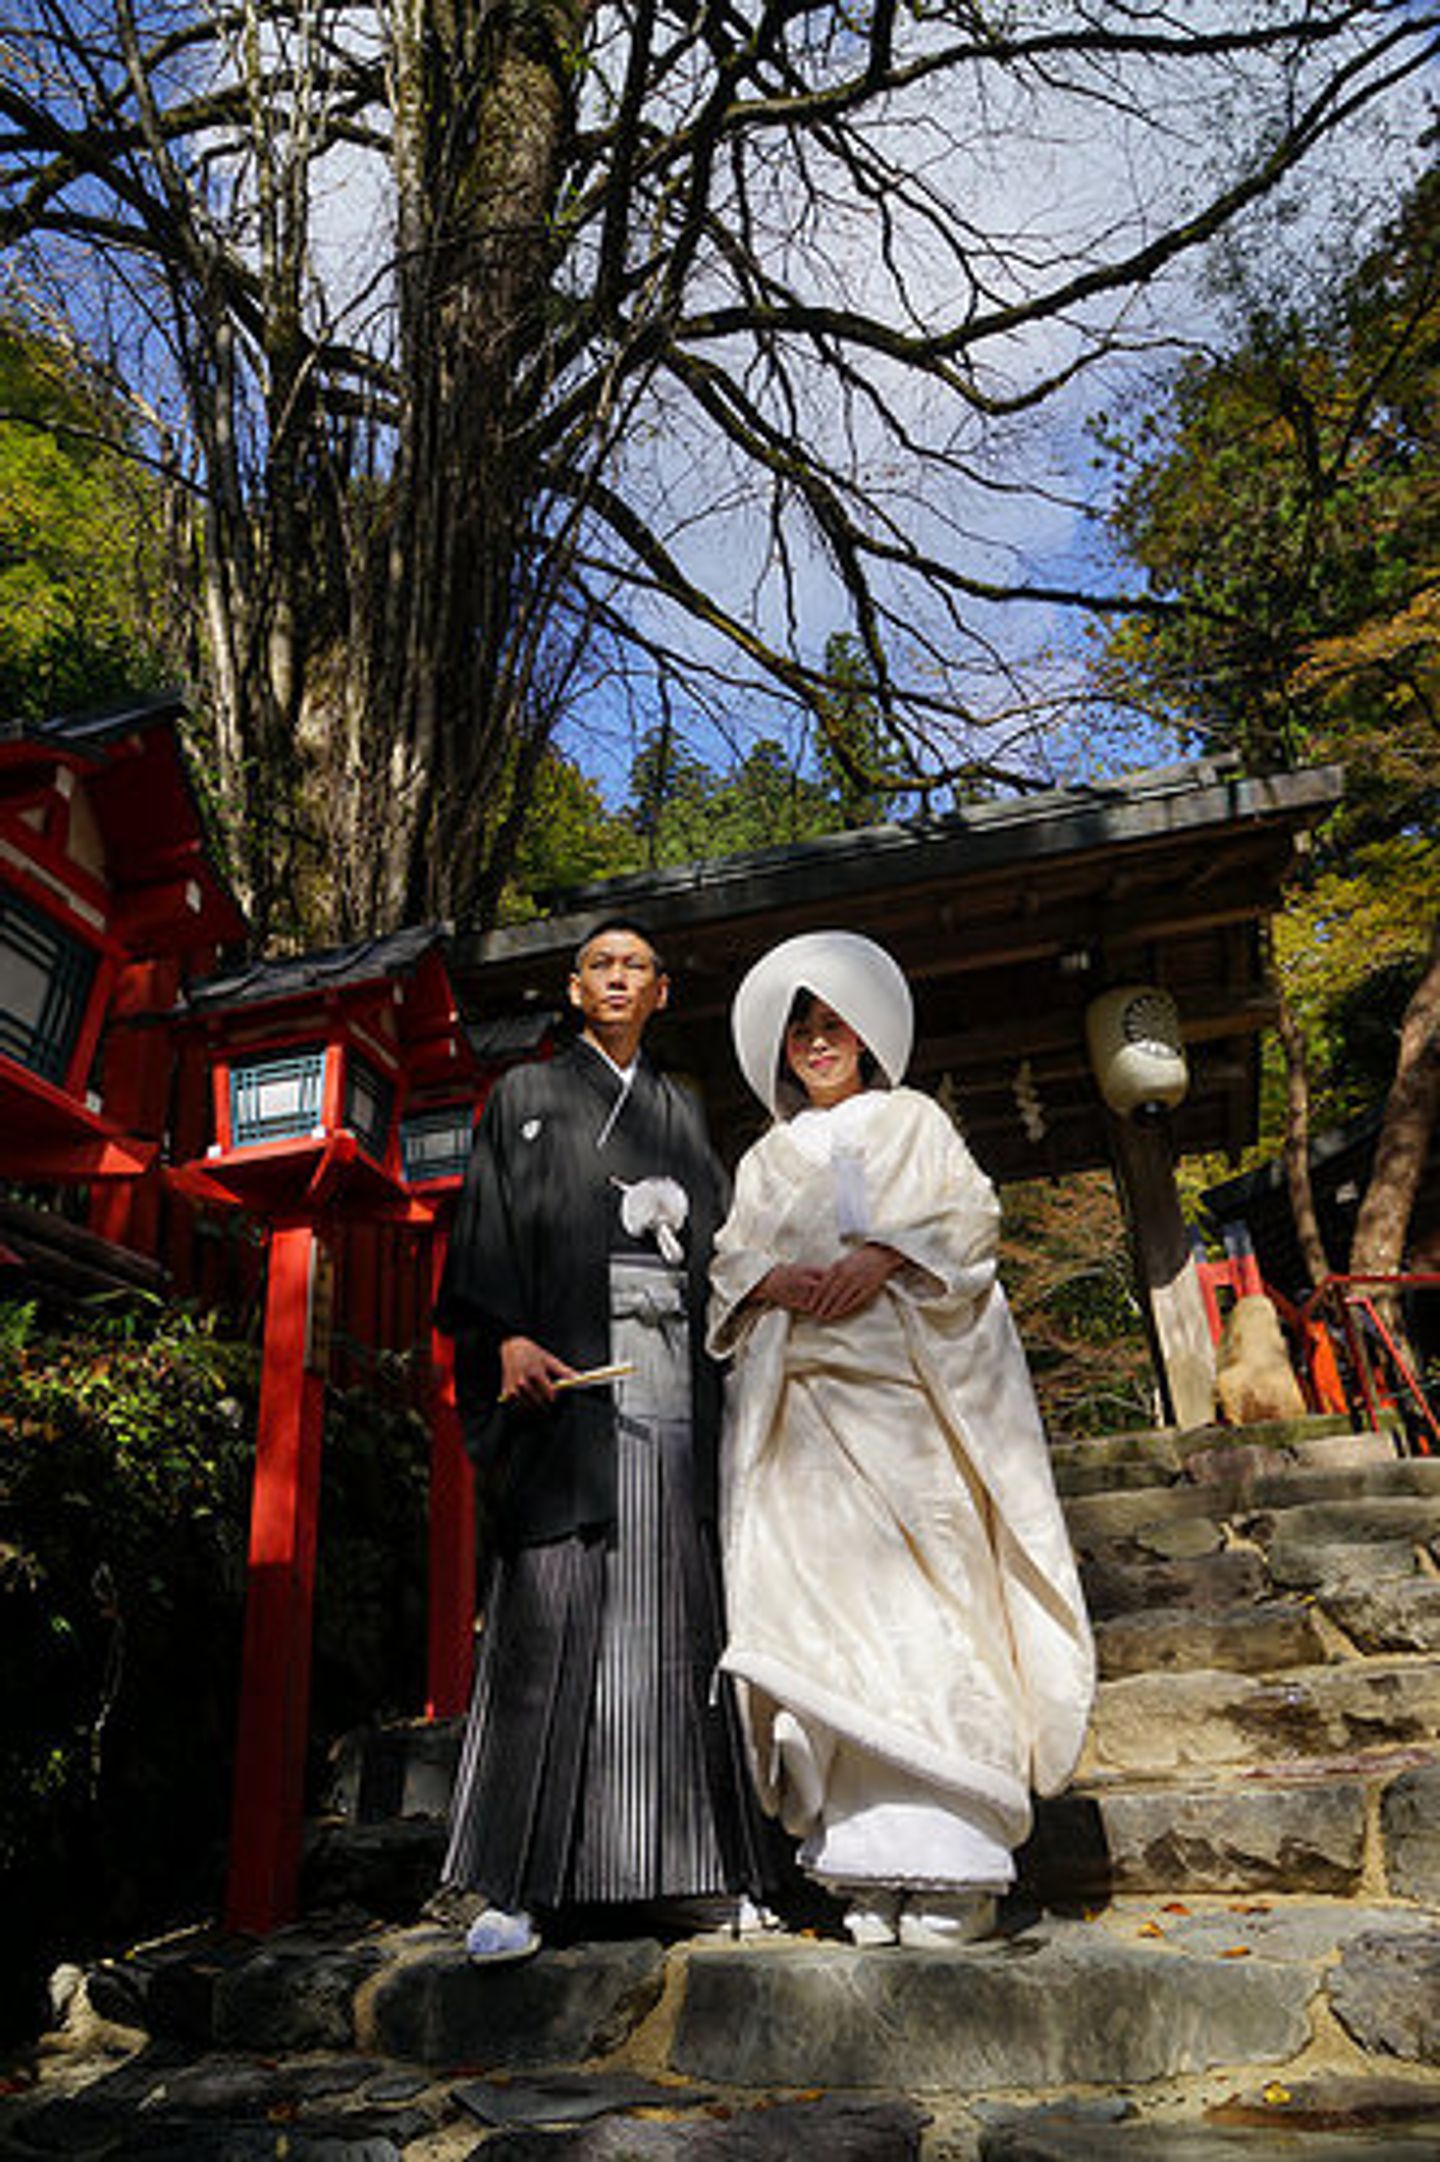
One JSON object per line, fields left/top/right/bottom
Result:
{"left": 299, "top": 1751, "right": 1440, "bottom": 1934}
{"left": 1062, "top": 1459, "right": 1440, "bottom": 1551}
{"left": 1095, "top": 1579, "right": 1440, "bottom": 1678}
{"left": 1326, "top": 1578, "right": 1440, "bottom": 1654}
{"left": 1025, "top": 1770, "right": 1371, "bottom": 1900}
{"left": 52, "top": 1897, "right": 1440, "bottom": 2118}
{"left": 1027, "top": 1756, "right": 1440, "bottom": 1903}
{"left": 1083, "top": 1657, "right": 1440, "bottom": 1782}
{"left": 1268, "top": 1537, "right": 1433, "bottom": 1594}
{"left": 1057, "top": 1456, "right": 1186, "bottom": 1496}
{"left": 1094, "top": 1599, "right": 1332, "bottom": 1679}
{"left": 981, "top": 2109, "right": 1440, "bottom": 2159}
{"left": 1050, "top": 1415, "right": 1360, "bottom": 1477}
{"left": 1081, "top": 1544, "right": 1274, "bottom": 1621}
{"left": 1051, "top": 1423, "right": 1393, "bottom": 1499}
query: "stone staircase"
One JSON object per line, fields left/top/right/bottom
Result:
{"left": 10, "top": 1415, "right": 1440, "bottom": 2159}
{"left": 1033, "top": 1416, "right": 1440, "bottom": 1916}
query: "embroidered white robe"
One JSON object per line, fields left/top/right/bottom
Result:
{"left": 708, "top": 1086, "right": 1094, "bottom": 1886}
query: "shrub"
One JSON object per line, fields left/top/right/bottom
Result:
{"left": 0, "top": 1295, "right": 429, "bottom": 2043}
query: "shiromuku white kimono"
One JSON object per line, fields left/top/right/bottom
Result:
{"left": 709, "top": 1072, "right": 1094, "bottom": 1896}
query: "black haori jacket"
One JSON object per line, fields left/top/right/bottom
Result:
{"left": 436, "top": 1038, "right": 729, "bottom": 1551}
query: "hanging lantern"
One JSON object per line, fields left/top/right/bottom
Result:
{"left": 1086, "top": 984, "right": 1189, "bottom": 1118}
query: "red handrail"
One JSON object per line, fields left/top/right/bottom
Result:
{"left": 1298, "top": 1274, "right": 1440, "bottom": 1457}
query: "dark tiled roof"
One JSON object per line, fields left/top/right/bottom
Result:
{"left": 466, "top": 756, "right": 1343, "bottom": 972}
{"left": 466, "top": 1012, "right": 561, "bottom": 1061}
{"left": 0, "top": 690, "right": 188, "bottom": 748}
{"left": 543, "top": 756, "right": 1248, "bottom": 910}
{"left": 185, "top": 923, "right": 448, "bottom": 1012}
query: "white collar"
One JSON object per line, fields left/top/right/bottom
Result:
{"left": 583, "top": 1037, "right": 639, "bottom": 1085}
{"left": 787, "top": 1087, "right": 889, "bottom": 1160}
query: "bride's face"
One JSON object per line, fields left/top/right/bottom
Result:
{"left": 785, "top": 997, "right": 865, "bottom": 1108}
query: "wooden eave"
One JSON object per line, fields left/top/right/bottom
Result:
{"left": 448, "top": 761, "right": 1344, "bottom": 1181}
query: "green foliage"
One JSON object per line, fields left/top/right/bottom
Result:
{"left": 502, "top": 709, "right": 895, "bottom": 903}
{"left": 1002, "top": 1174, "right": 1154, "bottom": 1438}
{"left": 0, "top": 1297, "right": 256, "bottom": 2034}
{"left": 1092, "top": 159, "right": 1440, "bottom": 1159}
{"left": 1275, "top": 835, "right": 1440, "bottom": 1127}
{"left": 624, "top": 723, "right": 856, "bottom": 870}
{"left": 0, "top": 320, "right": 171, "bottom": 724}
{"left": 1093, "top": 161, "right": 1440, "bottom": 822}
{"left": 0, "top": 1294, "right": 430, "bottom": 2042}
{"left": 500, "top": 751, "right": 641, "bottom": 917}
{"left": 811, "top": 634, "right": 906, "bottom": 828}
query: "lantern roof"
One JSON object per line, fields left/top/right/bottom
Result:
{"left": 0, "top": 690, "right": 247, "bottom": 954}
{"left": 184, "top": 922, "right": 446, "bottom": 1015}
{"left": 181, "top": 924, "right": 475, "bottom": 1092}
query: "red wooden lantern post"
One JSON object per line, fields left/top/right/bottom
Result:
{"left": 174, "top": 929, "right": 482, "bottom": 1934}
{"left": 226, "top": 1216, "right": 331, "bottom": 1929}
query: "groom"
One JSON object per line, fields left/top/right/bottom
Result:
{"left": 434, "top": 918, "right": 762, "bottom": 1958}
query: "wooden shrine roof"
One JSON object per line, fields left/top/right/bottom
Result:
{"left": 450, "top": 757, "right": 1344, "bottom": 1182}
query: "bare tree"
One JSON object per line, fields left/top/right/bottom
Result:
{"left": 3, "top": 2, "right": 1437, "bottom": 940}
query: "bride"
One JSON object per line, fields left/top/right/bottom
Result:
{"left": 709, "top": 931, "right": 1094, "bottom": 1947}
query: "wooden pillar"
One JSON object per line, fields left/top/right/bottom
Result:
{"left": 1107, "top": 1107, "right": 1216, "bottom": 1429}
{"left": 425, "top": 1229, "right": 475, "bottom": 1719}
{"left": 225, "top": 1220, "right": 332, "bottom": 1934}
{"left": 88, "top": 957, "right": 180, "bottom": 1256}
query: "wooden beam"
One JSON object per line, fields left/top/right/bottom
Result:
{"left": 1106, "top": 1108, "right": 1217, "bottom": 1428}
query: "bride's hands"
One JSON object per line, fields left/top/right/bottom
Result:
{"left": 754, "top": 1263, "right": 825, "bottom": 1313}
{"left": 753, "top": 1244, "right": 903, "bottom": 1319}
{"left": 808, "top": 1243, "right": 903, "bottom": 1320}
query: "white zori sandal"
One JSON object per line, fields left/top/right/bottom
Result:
{"left": 464, "top": 1906, "right": 542, "bottom": 1964}
{"left": 897, "top": 1892, "right": 997, "bottom": 1948}
{"left": 842, "top": 1890, "right": 902, "bottom": 1947}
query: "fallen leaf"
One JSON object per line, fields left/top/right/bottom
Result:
{"left": 1219, "top": 1945, "right": 1252, "bottom": 1959}
{"left": 1161, "top": 1902, "right": 1191, "bottom": 1915}
{"left": 1262, "top": 2083, "right": 1292, "bottom": 2106}
{"left": 1137, "top": 1921, "right": 1165, "bottom": 1938}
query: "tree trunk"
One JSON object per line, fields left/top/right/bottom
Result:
{"left": 1350, "top": 913, "right": 1440, "bottom": 1281}
{"left": 332, "top": 0, "right": 594, "bottom": 937}
{"left": 1274, "top": 971, "right": 1332, "bottom": 1288}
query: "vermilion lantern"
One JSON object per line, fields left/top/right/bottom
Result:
{"left": 0, "top": 698, "right": 244, "bottom": 1200}
{"left": 175, "top": 927, "right": 482, "bottom": 1934}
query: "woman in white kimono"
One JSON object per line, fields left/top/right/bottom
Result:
{"left": 709, "top": 931, "right": 1094, "bottom": 1947}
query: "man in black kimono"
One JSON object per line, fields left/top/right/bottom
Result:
{"left": 434, "top": 919, "right": 761, "bottom": 1960}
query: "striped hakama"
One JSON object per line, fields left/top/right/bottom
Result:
{"left": 442, "top": 1255, "right": 748, "bottom": 1910}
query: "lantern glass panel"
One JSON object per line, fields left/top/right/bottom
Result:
{"left": 230, "top": 1048, "right": 326, "bottom": 1145}
{"left": 400, "top": 1103, "right": 475, "bottom": 1183}
{"left": 0, "top": 889, "right": 97, "bottom": 1084}
{"left": 344, "top": 1053, "right": 394, "bottom": 1161}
